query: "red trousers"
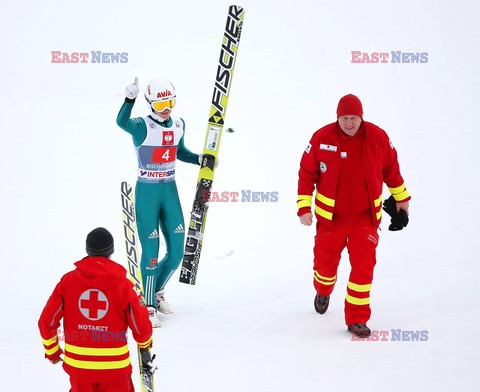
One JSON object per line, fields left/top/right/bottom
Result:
{"left": 313, "top": 216, "right": 379, "bottom": 325}
{"left": 69, "top": 376, "right": 134, "bottom": 392}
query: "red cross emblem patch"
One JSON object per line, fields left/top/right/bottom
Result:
{"left": 78, "top": 289, "right": 109, "bottom": 321}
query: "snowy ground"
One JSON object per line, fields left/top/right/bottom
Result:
{"left": 1, "top": 0, "right": 479, "bottom": 390}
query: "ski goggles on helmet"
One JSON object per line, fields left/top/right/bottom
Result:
{"left": 151, "top": 98, "right": 176, "bottom": 112}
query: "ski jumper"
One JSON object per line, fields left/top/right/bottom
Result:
{"left": 297, "top": 122, "right": 410, "bottom": 325}
{"left": 38, "top": 256, "right": 152, "bottom": 389}
{"left": 116, "top": 99, "right": 199, "bottom": 307}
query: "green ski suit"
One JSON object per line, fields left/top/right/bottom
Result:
{"left": 116, "top": 98, "right": 199, "bottom": 306}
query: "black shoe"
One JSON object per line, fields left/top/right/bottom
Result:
{"left": 347, "top": 323, "right": 371, "bottom": 338}
{"left": 314, "top": 294, "right": 330, "bottom": 314}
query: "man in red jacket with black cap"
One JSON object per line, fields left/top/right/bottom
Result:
{"left": 297, "top": 94, "right": 410, "bottom": 338}
{"left": 38, "top": 227, "right": 154, "bottom": 391}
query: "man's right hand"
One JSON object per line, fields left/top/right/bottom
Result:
{"left": 125, "top": 77, "right": 139, "bottom": 99}
{"left": 48, "top": 348, "right": 63, "bottom": 364}
{"left": 50, "top": 356, "right": 62, "bottom": 365}
{"left": 299, "top": 212, "right": 313, "bottom": 226}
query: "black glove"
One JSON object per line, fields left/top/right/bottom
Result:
{"left": 140, "top": 348, "right": 157, "bottom": 375}
{"left": 382, "top": 195, "right": 409, "bottom": 231}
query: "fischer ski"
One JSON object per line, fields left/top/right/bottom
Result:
{"left": 121, "top": 181, "right": 155, "bottom": 392}
{"left": 179, "top": 5, "right": 245, "bottom": 285}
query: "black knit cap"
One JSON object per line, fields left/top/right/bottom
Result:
{"left": 86, "top": 227, "right": 114, "bottom": 257}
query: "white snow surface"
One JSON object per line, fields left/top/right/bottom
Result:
{"left": 1, "top": 0, "right": 479, "bottom": 391}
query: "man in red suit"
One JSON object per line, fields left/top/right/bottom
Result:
{"left": 38, "top": 227, "right": 153, "bottom": 391}
{"left": 297, "top": 94, "right": 410, "bottom": 338}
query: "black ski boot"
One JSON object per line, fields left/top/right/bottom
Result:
{"left": 314, "top": 294, "right": 330, "bottom": 314}
{"left": 348, "top": 323, "right": 371, "bottom": 338}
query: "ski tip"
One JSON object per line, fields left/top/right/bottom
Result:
{"left": 229, "top": 5, "right": 245, "bottom": 15}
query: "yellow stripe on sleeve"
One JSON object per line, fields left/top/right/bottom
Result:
{"left": 44, "top": 344, "right": 61, "bottom": 356}
{"left": 297, "top": 195, "right": 313, "bottom": 210}
{"left": 392, "top": 189, "right": 410, "bottom": 201}
{"left": 42, "top": 335, "right": 58, "bottom": 346}
{"left": 388, "top": 184, "right": 406, "bottom": 195}
{"left": 297, "top": 200, "right": 311, "bottom": 209}
{"left": 137, "top": 335, "right": 153, "bottom": 349}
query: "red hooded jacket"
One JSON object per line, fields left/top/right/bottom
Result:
{"left": 38, "top": 256, "right": 152, "bottom": 382}
{"left": 297, "top": 121, "right": 410, "bottom": 226}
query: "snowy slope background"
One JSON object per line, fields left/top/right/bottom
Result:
{"left": 1, "top": 0, "right": 479, "bottom": 390}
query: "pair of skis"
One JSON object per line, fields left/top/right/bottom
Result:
{"left": 120, "top": 5, "right": 245, "bottom": 391}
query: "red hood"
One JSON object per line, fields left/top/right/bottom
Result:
{"left": 74, "top": 256, "right": 127, "bottom": 290}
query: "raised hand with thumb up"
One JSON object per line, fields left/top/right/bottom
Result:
{"left": 125, "top": 77, "right": 139, "bottom": 100}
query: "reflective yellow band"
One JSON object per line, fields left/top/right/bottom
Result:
{"left": 65, "top": 344, "right": 129, "bottom": 356}
{"left": 376, "top": 209, "right": 382, "bottom": 220}
{"left": 314, "top": 271, "right": 336, "bottom": 281}
{"left": 298, "top": 195, "right": 313, "bottom": 202}
{"left": 137, "top": 335, "right": 153, "bottom": 349}
{"left": 42, "top": 335, "right": 58, "bottom": 346}
{"left": 297, "top": 200, "right": 311, "bottom": 209}
{"left": 374, "top": 195, "right": 382, "bottom": 207}
{"left": 44, "top": 344, "right": 60, "bottom": 356}
{"left": 388, "top": 184, "right": 406, "bottom": 195}
{"left": 316, "top": 193, "right": 335, "bottom": 207}
{"left": 392, "top": 189, "right": 410, "bottom": 201}
{"left": 64, "top": 355, "right": 130, "bottom": 370}
{"left": 314, "top": 275, "right": 336, "bottom": 285}
{"left": 345, "top": 294, "right": 370, "bottom": 305}
{"left": 315, "top": 205, "right": 333, "bottom": 220}
{"left": 347, "top": 282, "right": 372, "bottom": 292}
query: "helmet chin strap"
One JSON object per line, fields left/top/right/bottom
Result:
{"left": 150, "top": 111, "right": 170, "bottom": 124}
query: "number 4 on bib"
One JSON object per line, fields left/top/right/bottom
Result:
{"left": 152, "top": 147, "right": 175, "bottom": 163}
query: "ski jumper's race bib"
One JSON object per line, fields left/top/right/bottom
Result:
{"left": 135, "top": 116, "right": 184, "bottom": 183}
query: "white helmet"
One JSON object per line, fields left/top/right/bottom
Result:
{"left": 145, "top": 78, "right": 176, "bottom": 112}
